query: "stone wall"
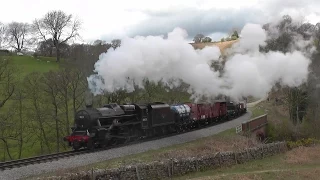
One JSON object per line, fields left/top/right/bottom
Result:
{"left": 45, "top": 141, "right": 287, "bottom": 180}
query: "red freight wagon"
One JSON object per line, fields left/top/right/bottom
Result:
{"left": 185, "top": 103, "right": 199, "bottom": 121}
{"left": 197, "top": 103, "right": 211, "bottom": 120}
{"left": 215, "top": 101, "right": 227, "bottom": 119}
{"left": 211, "top": 103, "right": 220, "bottom": 119}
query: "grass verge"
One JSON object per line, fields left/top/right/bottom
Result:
{"left": 174, "top": 145, "right": 320, "bottom": 180}
{"left": 24, "top": 127, "right": 261, "bottom": 179}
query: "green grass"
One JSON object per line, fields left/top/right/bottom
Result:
{"left": 249, "top": 105, "right": 266, "bottom": 118}
{"left": 3, "top": 55, "right": 59, "bottom": 77}
{"left": 174, "top": 145, "right": 320, "bottom": 180}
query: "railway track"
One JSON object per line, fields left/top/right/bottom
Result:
{"left": 0, "top": 113, "right": 247, "bottom": 171}
{"left": 0, "top": 150, "right": 89, "bottom": 171}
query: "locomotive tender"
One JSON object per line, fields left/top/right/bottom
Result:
{"left": 63, "top": 100, "right": 247, "bottom": 151}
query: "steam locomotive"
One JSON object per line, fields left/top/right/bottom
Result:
{"left": 63, "top": 100, "right": 247, "bottom": 151}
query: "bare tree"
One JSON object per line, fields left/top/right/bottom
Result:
{"left": 0, "top": 57, "right": 17, "bottom": 160}
{"left": 67, "top": 43, "right": 111, "bottom": 75}
{"left": 42, "top": 71, "right": 61, "bottom": 152}
{"left": 0, "top": 58, "right": 16, "bottom": 108}
{"left": 33, "top": 10, "right": 81, "bottom": 62}
{"left": 10, "top": 84, "right": 29, "bottom": 159}
{"left": 24, "top": 72, "right": 51, "bottom": 154}
{"left": 284, "top": 86, "right": 308, "bottom": 125}
{"left": 0, "top": 22, "right": 6, "bottom": 48}
{"left": 55, "top": 69, "right": 74, "bottom": 136}
{"left": 68, "top": 68, "right": 87, "bottom": 115}
{"left": 0, "top": 112, "right": 15, "bottom": 160}
{"left": 6, "top": 22, "right": 29, "bottom": 52}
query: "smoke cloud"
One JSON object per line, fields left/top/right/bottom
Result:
{"left": 87, "top": 23, "right": 311, "bottom": 101}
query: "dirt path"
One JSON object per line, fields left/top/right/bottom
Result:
{"left": 247, "top": 96, "right": 267, "bottom": 108}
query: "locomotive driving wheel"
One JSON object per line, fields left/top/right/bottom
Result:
{"left": 87, "top": 138, "right": 94, "bottom": 150}
{"left": 72, "top": 141, "right": 81, "bottom": 151}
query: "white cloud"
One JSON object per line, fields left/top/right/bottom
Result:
{"left": 0, "top": 0, "right": 320, "bottom": 42}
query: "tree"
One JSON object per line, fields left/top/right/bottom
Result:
{"left": 111, "top": 39, "right": 121, "bottom": 49}
{"left": 5, "top": 22, "right": 30, "bottom": 52}
{"left": 314, "top": 23, "right": 320, "bottom": 49}
{"left": 36, "top": 39, "right": 54, "bottom": 56}
{"left": 11, "top": 84, "right": 28, "bottom": 159}
{"left": 24, "top": 72, "right": 51, "bottom": 154}
{"left": 193, "top": 34, "right": 204, "bottom": 43}
{"left": 0, "top": 22, "right": 6, "bottom": 48}
{"left": 232, "top": 30, "right": 239, "bottom": 38}
{"left": 0, "top": 58, "right": 16, "bottom": 108}
{"left": 33, "top": 10, "right": 81, "bottom": 62}
{"left": 67, "top": 43, "right": 111, "bottom": 75}
{"left": 202, "top": 37, "right": 212, "bottom": 43}
{"left": 36, "top": 39, "right": 70, "bottom": 57}
{"left": 221, "top": 38, "right": 225, "bottom": 42}
{"left": 42, "top": 71, "right": 64, "bottom": 152}
{"left": 285, "top": 87, "right": 308, "bottom": 125}
{"left": 0, "top": 57, "right": 17, "bottom": 160}
{"left": 93, "top": 39, "right": 106, "bottom": 46}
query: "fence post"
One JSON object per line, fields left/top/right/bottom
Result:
{"left": 168, "top": 162, "right": 171, "bottom": 177}
{"left": 171, "top": 158, "right": 174, "bottom": 176}
{"left": 196, "top": 159, "right": 199, "bottom": 171}
{"left": 136, "top": 165, "right": 141, "bottom": 180}
{"left": 91, "top": 168, "right": 94, "bottom": 180}
{"left": 219, "top": 152, "right": 222, "bottom": 167}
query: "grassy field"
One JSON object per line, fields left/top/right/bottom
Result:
{"left": 3, "top": 55, "right": 59, "bottom": 77}
{"left": 174, "top": 145, "right": 320, "bottom": 180}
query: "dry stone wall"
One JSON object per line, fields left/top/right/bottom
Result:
{"left": 43, "top": 141, "right": 287, "bottom": 180}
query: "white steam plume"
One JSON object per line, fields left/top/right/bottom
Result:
{"left": 87, "top": 23, "right": 311, "bottom": 101}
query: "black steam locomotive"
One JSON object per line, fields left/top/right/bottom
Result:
{"left": 64, "top": 102, "right": 179, "bottom": 150}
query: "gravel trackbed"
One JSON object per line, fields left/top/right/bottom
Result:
{"left": 0, "top": 112, "right": 251, "bottom": 180}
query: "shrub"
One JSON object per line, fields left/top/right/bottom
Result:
{"left": 287, "top": 138, "right": 320, "bottom": 149}
{"left": 231, "top": 35, "right": 238, "bottom": 40}
{"left": 33, "top": 52, "right": 39, "bottom": 58}
{"left": 266, "top": 119, "right": 295, "bottom": 142}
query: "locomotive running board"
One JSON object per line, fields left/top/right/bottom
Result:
{"left": 98, "top": 114, "right": 137, "bottom": 119}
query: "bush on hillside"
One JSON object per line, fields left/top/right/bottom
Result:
{"left": 0, "top": 49, "right": 10, "bottom": 56}
{"left": 287, "top": 138, "right": 320, "bottom": 149}
{"left": 33, "top": 52, "right": 39, "bottom": 58}
{"left": 266, "top": 119, "right": 295, "bottom": 142}
{"left": 231, "top": 35, "right": 238, "bottom": 40}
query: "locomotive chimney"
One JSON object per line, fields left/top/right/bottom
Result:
{"left": 85, "top": 90, "right": 93, "bottom": 108}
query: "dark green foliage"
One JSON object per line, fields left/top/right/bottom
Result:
{"left": 201, "top": 37, "right": 212, "bottom": 43}
{"left": 193, "top": 34, "right": 205, "bottom": 43}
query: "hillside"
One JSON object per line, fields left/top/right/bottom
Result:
{"left": 190, "top": 39, "right": 239, "bottom": 53}
{"left": 2, "top": 55, "right": 59, "bottom": 77}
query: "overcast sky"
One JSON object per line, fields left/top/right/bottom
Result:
{"left": 1, "top": 0, "right": 320, "bottom": 43}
